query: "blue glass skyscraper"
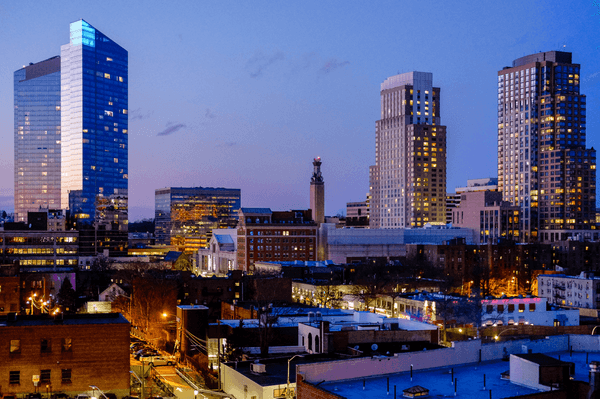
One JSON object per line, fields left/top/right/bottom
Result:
{"left": 14, "top": 56, "right": 62, "bottom": 222}
{"left": 60, "top": 20, "right": 128, "bottom": 232}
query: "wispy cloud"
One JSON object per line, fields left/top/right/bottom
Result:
{"left": 320, "top": 58, "right": 350, "bottom": 74}
{"left": 584, "top": 71, "right": 600, "bottom": 82}
{"left": 130, "top": 108, "right": 154, "bottom": 121}
{"left": 157, "top": 122, "right": 186, "bottom": 136}
{"left": 246, "top": 51, "right": 285, "bottom": 78}
{"left": 205, "top": 108, "right": 216, "bottom": 119}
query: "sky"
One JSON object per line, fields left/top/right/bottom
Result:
{"left": 1, "top": 0, "right": 599, "bottom": 221}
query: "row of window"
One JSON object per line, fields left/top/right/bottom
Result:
{"left": 9, "top": 369, "right": 71, "bottom": 385}
{"left": 10, "top": 338, "right": 72, "bottom": 353}
{"left": 485, "top": 303, "right": 535, "bottom": 313}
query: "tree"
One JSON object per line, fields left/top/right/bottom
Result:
{"left": 57, "top": 278, "right": 76, "bottom": 312}
{"left": 173, "top": 253, "right": 192, "bottom": 272}
{"left": 314, "top": 285, "right": 342, "bottom": 310}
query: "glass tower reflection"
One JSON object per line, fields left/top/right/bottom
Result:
{"left": 14, "top": 56, "right": 62, "bottom": 223}
{"left": 60, "top": 20, "right": 128, "bottom": 229}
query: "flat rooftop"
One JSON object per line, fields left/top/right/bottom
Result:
{"left": 318, "top": 350, "right": 598, "bottom": 398}
{"left": 0, "top": 312, "right": 129, "bottom": 327}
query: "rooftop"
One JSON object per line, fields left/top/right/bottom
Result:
{"left": 319, "top": 350, "right": 596, "bottom": 399}
{"left": 0, "top": 312, "right": 129, "bottom": 327}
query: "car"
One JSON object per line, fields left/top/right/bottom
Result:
{"left": 144, "top": 355, "right": 175, "bottom": 367}
{"left": 135, "top": 348, "right": 158, "bottom": 360}
{"left": 130, "top": 342, "right": 145, "bottom": 352}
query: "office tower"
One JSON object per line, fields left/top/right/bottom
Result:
{"left": 155, "top": 187, "right": 241, "bottom": 253}
{"left": 60, "top": 20, "right": 128, "bottom": 233}
{"left": 497, "top": 51, "right": 596, "bottom": 242}
{"left": 310, "top": 157, "right": 325, "bottom": 225}
{"left": 369, "top": 72, "right": 447, "bottom": 229}
{"left": 14, "top": 57, "right": 61, "bottom": 223}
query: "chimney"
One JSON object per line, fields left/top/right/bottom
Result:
{"left": 588, "top": 361, "right": 600, "bottom": 399}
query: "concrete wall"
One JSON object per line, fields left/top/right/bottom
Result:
{"left": 221, "top": 363, "right": 295, "bottom": 399}
{"left": 297, "top": 336, "right": 570, "bottom": 384}
{"left": 568, "top": 334, "right": 600, "bottom": 352}
{"left": 510, "top": 355, "right": 543, "bottom": 390}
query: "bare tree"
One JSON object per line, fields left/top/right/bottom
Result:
{"left": 314, "top": 284, "right": 342, "bottom": 310}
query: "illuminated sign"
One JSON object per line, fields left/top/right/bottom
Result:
{"left": 481, "top": 298, "right": 542, "bottom": 305}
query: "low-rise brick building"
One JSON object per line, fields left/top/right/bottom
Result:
{"left": 0, "top": 313, "right": 130, "bottom": 398}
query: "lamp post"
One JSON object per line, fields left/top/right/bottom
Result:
{"left": 89, "top": 386, "right": 108, "bottom": 399}
{"left": 287, "top": 354, "right": 304, "bottom": 399}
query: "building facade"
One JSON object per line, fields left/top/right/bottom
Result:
{"left": 0, "top": 231, "right": 79, "bottom": 272}
{"left": 197, "top": 228, "right": 238, "bottom": 274}
{"left": 538, "top": 272, "right": 600, "bottom": 309}
{"left": 452, "top": 191, "right": 520, "bottom": 244}
{"left": 346, "top": 200, "right": 369, "bottom": 228}
{"left": 14, "top": 56, "right": 62, "bottom": 223}
{"left": 369, "top": 71, "right": 447, "bottom": 229}
{"left": 61, "top": 20, "right": 129, "bottom": 231}
{"left": 236, "top": 208, "right": 317, "bottom": 272}
{"left": 0, "top": 313, "right": 130, "bottom": 398}
{"left": 497, "top": 51, "right": 596, "bottom": 242}
{"left": 155, "top": 187, "right": 241, "bottom": 253}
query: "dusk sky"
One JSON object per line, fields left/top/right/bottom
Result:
{"left": 1, "top": 1, "right": 599, "bottom": 221}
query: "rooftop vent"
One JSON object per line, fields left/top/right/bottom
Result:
{"left": 250, "top": 362, "right": 266, "bottom": 373}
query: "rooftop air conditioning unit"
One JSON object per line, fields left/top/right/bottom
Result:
{"left": 251, "top": 363, "right": 266, "bottom": 373}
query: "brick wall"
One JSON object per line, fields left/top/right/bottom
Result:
{"left": 0, "top": 314, "right": 130, "bottom": 398}
{"left": 297, "top": 374, "right": 346, "bottom": 399}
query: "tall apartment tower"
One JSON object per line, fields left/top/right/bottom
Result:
{"left": 369, "top": 72, "right": 447, "bottom": 229}
{"left": 60, "top": 20, "right": 128, "bottom": 231}
{"left": 14, "top": 57, "right": 62, "bottom": 223}
{"left": 497, "top": 51, "right": 596, "bottom": 242}
{"left": 310, "top": 157, "right": 325, "bottom": 224}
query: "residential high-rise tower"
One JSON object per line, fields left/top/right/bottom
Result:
{"left": 497, "top": 51, "right": 596, "bottom": 242}
{"left": 60, "top": 20, "right": 128, "bottom": 232}
{"left": 369, "top": 72, "right": 447, "bottom": 228}
{"left": 14, "top": 57, "right": 62, "bottom": 223}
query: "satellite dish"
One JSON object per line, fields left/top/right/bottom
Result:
{"left": 371, "top": 344, "right": 378, "bottom": 351}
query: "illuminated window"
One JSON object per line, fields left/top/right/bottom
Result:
{"left": 10, "top": 340, "right": 20, "bottom": 353}
{"left": 104, "top": 73, "right": 111, "bottom": 79}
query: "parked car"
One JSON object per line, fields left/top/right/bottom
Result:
{"left": 135, "top": 348, "right": 158, "bottom": 360}
{"left": 144, "top": 355, "right": 175, "bottom": 367}
{"left": 130, "top": 342, "right": 145, "bottom": 352}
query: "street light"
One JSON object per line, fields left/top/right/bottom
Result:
{"left": 194, "top": 390, "right": 198, "bottom": 399}
{"left": 89, "top": 385, "right": 108, "bottom": 399}
{"left": 287, "top": 354, "right": 304, "bottom": 399}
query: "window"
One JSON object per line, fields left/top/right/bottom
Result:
{"left": 41, "top": 369, "right": 51, "bottom": 383}
{"left": 497, "top": 305, "right": 504, "bottom": 313}
{"left": 518, "top": 304, "right": 525, "bottom": 313}
{"left": 508, "top": 304, "right": 515, "bottom": 313}
{"left": 529, "top": 303, "right": 536, "bottom": 312}
{"left": 62, "top": 338, "right": 72, "bottom": 352}
{"left": 486, "top": 305, "right": 493, "bottom": 313}
{"left": 273, "top": 388, "right": 294, "bottom": 398}
{"left": 10, "top": 339, "right": 20, "bottom": 353}
{"left": 9, "top": 371, "right": 20, "bottom": 384}
{"left": 61, "top": 369, "right": 72, "bottom": 384}
{"left": 41, "top": 338, "right": 51, "bottom": 353}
